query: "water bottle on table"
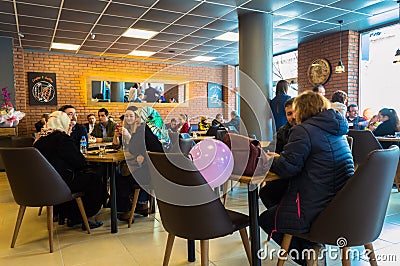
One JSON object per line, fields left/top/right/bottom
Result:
{"left": 80, "top": 136, "right": 87, "bottom": 154}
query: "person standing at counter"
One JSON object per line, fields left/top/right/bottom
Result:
{"left": 270, "top": 80, "right": 291, "bottom": 131}
{"left": 91, "top": 107, "right": 116, "bottom": 143}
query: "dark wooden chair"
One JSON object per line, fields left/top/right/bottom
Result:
{"left": 277, "top": 146, "right": 399, "bottom": 266}
{"left": 0, "top": 147, "right": 91, "bottom": 253}
{"left": 148, "top": 152, "right": 251, "bottom": 265}
{"left": 347, "top": 130, "right": 382, "bottom": 168}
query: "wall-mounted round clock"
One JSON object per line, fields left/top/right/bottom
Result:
{"left": 307, "top": 58, "right": 331, "bottom": 85}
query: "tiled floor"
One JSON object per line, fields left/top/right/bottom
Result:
{"left": 1, "top": 171, "right": 400, "bottom": 265}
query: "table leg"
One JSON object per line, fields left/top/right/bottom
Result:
{"left": 248, "top": 184, "right": 261, "bottom": 266}
{"left": 103, "top": 164, "right": 109, "bottom": 207}
{"left": 110, "top": 162, "right": 118, "bottom": 233}
{"left": 188, "top": 239, "right": 196, "bottom": 262}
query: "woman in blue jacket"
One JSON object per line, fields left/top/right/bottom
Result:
{"left": 259, "top": 91, "right": 354, "bottom": 265}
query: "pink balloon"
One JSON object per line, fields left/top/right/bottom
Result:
{"left": 189, "top": 139, "right": 234, "bottom": 188}
{"left": 189, "top": 139, "right": 217, "bottom": 171}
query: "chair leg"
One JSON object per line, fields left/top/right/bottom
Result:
{"left": 306, "top": 246, "right": 321, "bottom": 266}
{"left": 38, "top": 206, "right": 43, "bottom": 216}
{"left": 341, "top": 247, "right": 351, "bottom": 266}
{"left": 239, "top": 228, "right": 252, "bottom": 264}
{"left": 277, "top": 234, "right": 292, "bottom": 266}
{"left": 163, "top": 233, "right": 175, "bottom": 266}
{"left": 230, "top": 179, "right": 234, "bottom": 192}
{"left": 128, "top": 188, "right": 140, "bottom": 228}
{"left": 149, "top": 192, "right": 156, "bottom": 214}
{"left": 75, "top": 197, "right": 91, "bottom": 234}
{"left": 222, "top": 181, "right": 229, "bottom": 206}
{"left": 46, "top": 206, "right": 54, "bottom": 253}
{"left": 11, "top": 205, "right": 26, "bottom": 248}
{"left": 200, "top": 239, "right": 209, "bottom": 266}
{"left": 364, "top": 243, "right": 378, "bottom": 266}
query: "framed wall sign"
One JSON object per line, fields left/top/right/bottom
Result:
{"left": 28, "top": 72, "right": 57, "bottom": 105}
{"left": 207, "top": 82, "right": 223, "bottom": 108}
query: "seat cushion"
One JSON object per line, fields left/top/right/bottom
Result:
{"left": 226, "top": 209, "right": 249, "bottom": 231}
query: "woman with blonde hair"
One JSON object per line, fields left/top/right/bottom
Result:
{"left": 34, "top": 111, "right": 105, "bottom": 229}
{"left": 259, "top": 91, "right": 354, "bottom": 265}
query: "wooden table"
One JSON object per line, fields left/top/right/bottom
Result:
{"left": 192, "top": 130, "right": 208, "bottom": 136}
{"left": 0, "top": 127, "right": 18, "bottom": 136}
{"left": 85, "top": 150, "right": 126, "bottom": 233}
{"left": 376, "top": 137, "right": 400, "bottom": 191}
{"left": 88, "top": 142, "right": 113, "bottom": 149}
{"left": 191, "top": 136, "right": 215, "bottom": 142}
{"left": 376, "top": 136, "right": 400, "bottom": 142}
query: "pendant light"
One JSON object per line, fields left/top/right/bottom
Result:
{"left": 335, "top": 20, "right": 345, "bottom": 73}
{"left": 393, "top": 0, "right": 400, "bottom": 64}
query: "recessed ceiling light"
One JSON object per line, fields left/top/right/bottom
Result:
{"left": 191, "top": 56, "right": 216, "bottom": 61}
{"left": 129, "top": 50, "right": 156, "bottom": 57}
{"left": 214, "top": 32, "right": 239, "bottom": 42}
{"left": 51, "top": 42, "right": 80, "bottom": 51}
{"left": 122, "top": 28, "right": 158, "bottom": 39}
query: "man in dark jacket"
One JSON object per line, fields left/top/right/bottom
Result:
{"left": 261, "top": 98, "right": 296, "bottom": 209}
{"left": 223, "top": 110, "right": 240, "bottom": 132}
{"left": 275, "top": 97, "right": 296, "bottom": 154}
{"left": 59, "top": 105, "right": 88, "bottom": 148}
{"left": 259, "top": 91, "right": 354, "bottom": 265}
{"left": 91, "top": 108, "right": 116, "bottom": 143}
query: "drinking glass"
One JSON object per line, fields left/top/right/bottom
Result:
{"left": 99, "top": 145, "right": 106, "bottom": 156}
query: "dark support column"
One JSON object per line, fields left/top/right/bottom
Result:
{"left": 110, "top": 82, "right": 124, "bottom": 102}
{"left": 238, "top": 12, "right": 274, "bottom": 142}
{"left": 0, "top": 37, "right": 15, "bottom": 106}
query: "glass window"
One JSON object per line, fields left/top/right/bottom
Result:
{"left": 360, "top": 24, "right": 400, "bottom": 114}
{"left": 273, "top": 50, "right": 298, "bottom": 97}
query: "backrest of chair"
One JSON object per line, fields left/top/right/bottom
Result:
{"left": 180, "top": 133, "right": 191, "bottom": 139}
{"left": 179, "top": 138, "right": 195, "bottom": 156}
{"left": 10, "top": 136, "right": 35, "bottom": 147}
{"left": 308, "top": 146, "right": 399, "bottom": 246}
{"left": 216, "top": 129, "right": 227, "bottom": 141}
{"left": 148, "top": 152, "right": 235, "bottom": 240}
{"left": 0, "top": 147, "right": 74, "bottom": 207}
{"left": 346, "top": 136, "right": 353, "bottom": 151}
{"left": 347, "top": 130, "right": 382, "bottom": 165}
{"left": 167, "top": 132, "right": 194, "bottom": 156}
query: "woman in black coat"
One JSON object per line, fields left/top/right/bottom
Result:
{"left": 34, "top": 111, "right": 105, "bottom": 229}
{"left": 113, "top": 106, "right": 169, "bottom": 221}
{"left": 259, "top": 91, "right": 354, "bottom": 265}
{"left": 373, "top": 108, "right": 400, "bottom": 148}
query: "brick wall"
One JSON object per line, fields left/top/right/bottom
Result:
{"left": 13, "top": 48, "right": 237, "bottom": 136}
{"left": 298, "top": 30, "right": 360, "bottom": 104}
